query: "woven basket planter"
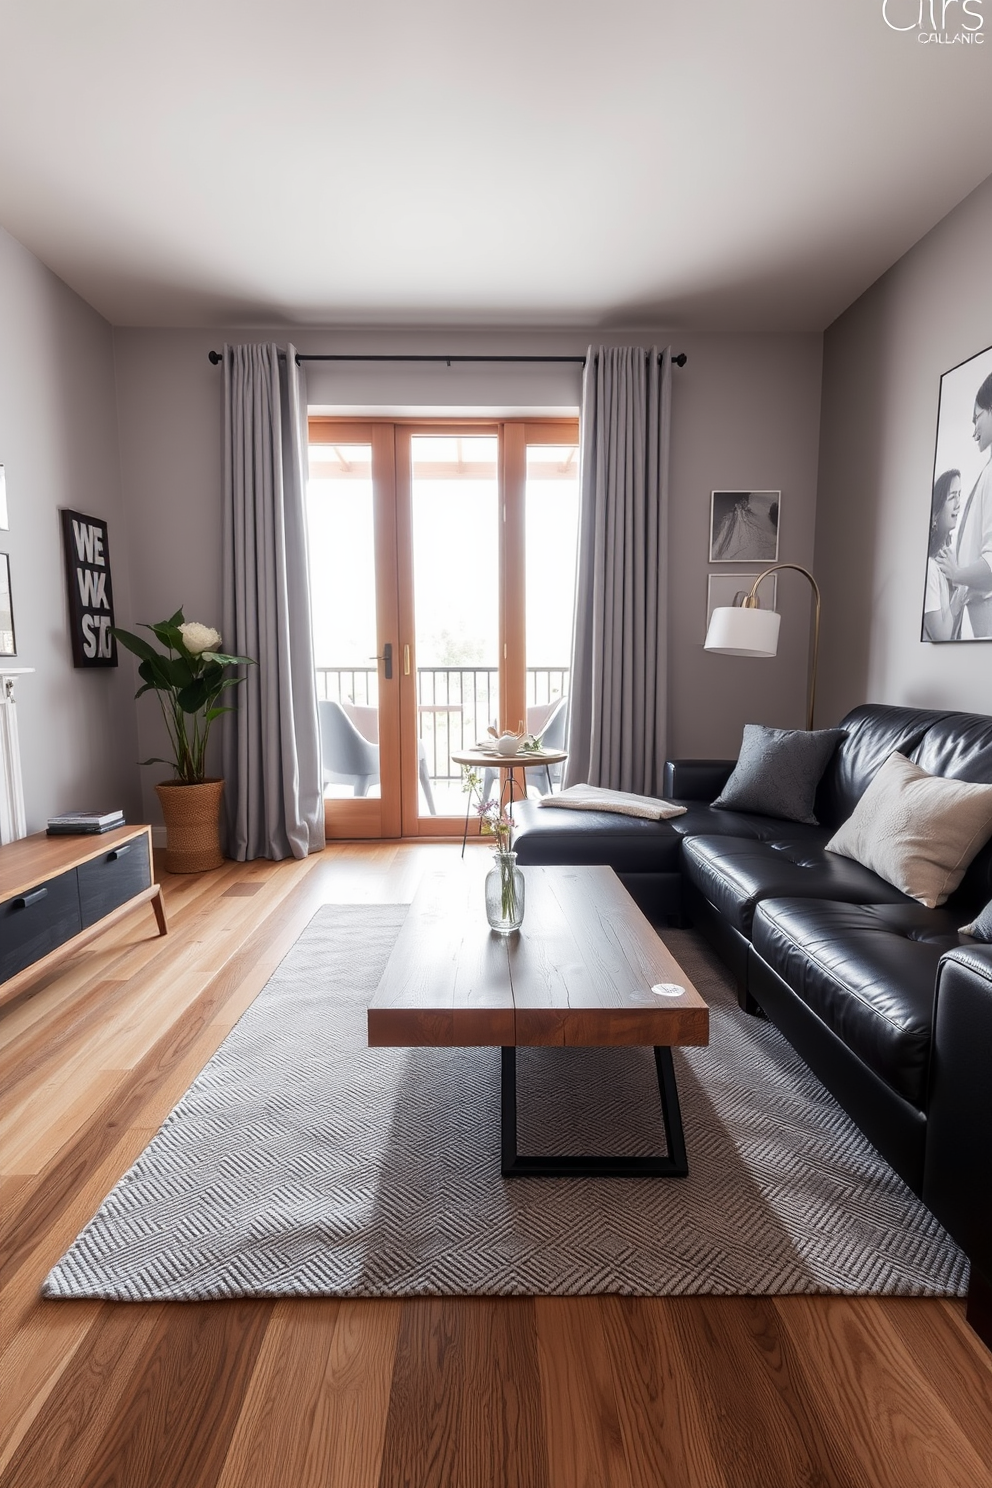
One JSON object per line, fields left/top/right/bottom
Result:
{"left": 155, "top": 779, "right": 225, "bottom": 874}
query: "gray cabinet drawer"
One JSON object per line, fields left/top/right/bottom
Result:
{"left": 77, "top": 836, "right": 151, "bottom": 929}
{"left": 0, "top": 869, "right": 82, "bottom": 983}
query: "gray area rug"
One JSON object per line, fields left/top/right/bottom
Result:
{"left": 44, "top": 904, "right": 968, "bottom": 1300}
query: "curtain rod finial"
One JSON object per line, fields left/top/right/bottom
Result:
{"left": 208, "top": 349, "right": 223, "bottom": 365}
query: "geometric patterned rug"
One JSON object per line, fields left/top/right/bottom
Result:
{"left": 43, "top": 904, "right": 968, "bottom": 1301}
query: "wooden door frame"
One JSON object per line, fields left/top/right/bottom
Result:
{"left": 308, "top": 415, "right": 578, "bottom": 840}
{"left": 499, "top": 420, "right": 579, "bottom": 816}
{"left": 308, "top": 419, "right": 402, "bottom": 840}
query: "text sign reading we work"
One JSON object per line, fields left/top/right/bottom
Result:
{"left": 60, "top": 509, "right": 118, "bottom": 668}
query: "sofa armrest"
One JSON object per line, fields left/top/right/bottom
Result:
{"left": 924, "top": 945, "right": 992, "bottom": 1282}
{"left": 663, "top": 759, "right": 736, "bottom": 801}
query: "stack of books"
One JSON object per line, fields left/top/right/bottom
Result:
{"left": 47, "top": 809, "right": 125, "bottom": 836}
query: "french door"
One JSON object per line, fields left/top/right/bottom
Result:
{"left": 306, "top": 418, "right": 579, "bottom": 839}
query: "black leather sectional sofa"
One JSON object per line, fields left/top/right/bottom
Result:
{"left": 512, "top": 703, "right": 992, "bottom": 1342}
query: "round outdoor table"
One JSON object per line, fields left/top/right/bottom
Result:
{"left": 451, "top": 749, "right": 569, "bottom": 857}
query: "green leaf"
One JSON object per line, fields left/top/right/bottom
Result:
{"left": 165, "top": 656, "right": 194, "bottom": 690}
{"left": 177, "top": 680, "right": 209, "bottom": 713}
{"left": 137, "top": 655, "right": 173, "bottom": 689}
{"left": 205, "top": 706, "right": 234, "bottom": 722}
{"left": 201, "top": 651, "right": 256, "bottom": 667}
{"left": 112, "top": 627, "right": 161, "bottom": 665}
{"left": 138, "top": 756, "right": 178, "bottom": 768}
{"left": 148, "top": 622, "right": 186, "bottom": 653}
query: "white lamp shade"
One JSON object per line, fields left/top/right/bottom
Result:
{"left": 704, "top": 605, "right": 781, "bottom": 657}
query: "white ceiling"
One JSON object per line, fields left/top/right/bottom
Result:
{"left": 0, "top": 0, "right": 990, "bottom": 331}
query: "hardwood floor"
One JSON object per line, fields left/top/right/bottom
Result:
{"left": 1, "top": 841, "right": 990, "bottom": 1488}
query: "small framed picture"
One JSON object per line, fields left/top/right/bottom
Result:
{"left": 709, "top": 490, "right": 781, "bottom": 563}
{"left": 706, "top": 572, "right": 777, "bottom": 632}
{"left": 0, "top": 554, "right": 15, "bottom": 656}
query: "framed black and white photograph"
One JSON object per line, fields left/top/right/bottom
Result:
{"left": 60, "top": 509, "right": 118, "bottom": 667}
{"left": 706, "top": 572, "right": 777, "bottom": 633}
{"left": 0, "top": 554, "right": 15, "bottom": 656}
{"left": 922, "top": 343, "right": 992, "bottom": 643}
{"left": 709, "top": 490, "right": 780, "bottom": 563}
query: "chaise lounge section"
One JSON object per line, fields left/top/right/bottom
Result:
{"left": 512, "top": 703, "right": 992, "bottom": 1336}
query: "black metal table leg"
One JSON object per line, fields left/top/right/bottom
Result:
{"left": 460, "top": 785, "right": 472, "bottom": 859}
{"left": 500, "top": 1045, "right": 689, "bottom": 1178}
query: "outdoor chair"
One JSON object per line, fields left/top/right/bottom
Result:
{"left": 319, "top": 698, "right": 437, "bottom": 813}
{"left": 318, "top": 699, "right": 380, "bottom": 797}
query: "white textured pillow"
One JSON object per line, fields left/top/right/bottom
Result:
{"left": 825, "top": 751, "right": 992, "bottom": 908}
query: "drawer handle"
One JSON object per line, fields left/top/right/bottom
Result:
{"left": 108, "top": 846, "right": 131, "bottom": 861}
{"left": 14, "top": 887, "right": 48, "bottom": 909}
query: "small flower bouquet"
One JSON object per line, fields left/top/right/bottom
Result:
{"left": 462, "top": 768, "right": 524, "bottom": 930}
{"left": 462, "top": 768, "right": 512, "bottom": 848}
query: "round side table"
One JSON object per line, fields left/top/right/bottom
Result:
{"left": 451, "top": 749, "right": 569, "bottom": 857}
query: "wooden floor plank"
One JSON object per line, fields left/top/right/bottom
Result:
{"left": 450, "top": 1298, "right": 549, "bottom": 1488}
{"left": 667, "top": 1296, "right": 859, "bottom": 1488}
{"left": 535, "top": 1296, "right": 631, "bottom": 1488}
{"left": 379, "top": 1296, "right": 550, "bottom": 1488}
{"left": 377, "top": 1297, "right": 464, "bottom": 1488}
{"left": 0, "top": 1300, "right": 101, "bottom": 1472}
{"left": 600, "top": 1296, "right": 730, "bottom": 1488}
{"left": 2, "top": 1301, "right": 273, "bottom": 1488}
{"left": 870, "top": 1299, "right": 992, "bottom": 1463}
{"left": 2, "top": 1070, "right": 129, "bottom": 1177}
{"left": 216, "top": 1299, "right": 400, "bottom": 1488}
{"left": 0, "top": 1303, "right": 169, "bottom": 1488}
{"left": 773, "top": 1296, "right": 992, "bottom": 1488}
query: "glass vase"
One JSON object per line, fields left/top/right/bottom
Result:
{"left": 485, "top": 851, "right": 525, "bottom": 933}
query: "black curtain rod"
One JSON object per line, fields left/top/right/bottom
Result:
{"left": 207, "top": 349, "right": 687, "bottom": 368}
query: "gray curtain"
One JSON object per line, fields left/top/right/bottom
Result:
{"left": 564, "top": 345, "right": 672, "bottom": 795}
{"left": 221, "top": 344, "right": 325, "bottom": 860}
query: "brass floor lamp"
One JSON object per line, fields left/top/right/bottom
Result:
{"left": 703, "top": 563, "right": 822, "bottom": 731}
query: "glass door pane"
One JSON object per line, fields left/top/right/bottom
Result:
{"left": 307, "top": 442, "right": 385, "bottom": 823}
{"left": 410, "top": 434, "right": 500, "bottom": 817}
{"left": 524, "top": 443, "right": 579, "bottom": 791}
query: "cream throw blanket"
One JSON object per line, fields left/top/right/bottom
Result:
{"left": 538, "top": 785, "right": 687, "bottom": 821}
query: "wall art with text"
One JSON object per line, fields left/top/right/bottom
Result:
{"left": 60, "top": 509, "right": 118, "bottom": 667}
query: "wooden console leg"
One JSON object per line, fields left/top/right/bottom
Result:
{"left": 966, "top": 1263, "right": 992, "bottom": 1352}
{"left": 150, "top": 886, "right": 169, "bottom": 936}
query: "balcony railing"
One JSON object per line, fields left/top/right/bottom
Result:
{"left": 315, "top": 665, "right": 569, "bottom": 783}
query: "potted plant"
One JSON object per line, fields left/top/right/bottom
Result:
{"left": 113, "top": 610, "right": 254, "bottom": 872}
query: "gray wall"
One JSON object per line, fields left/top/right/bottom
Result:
{"left": 0, "top": 227, "right": 141, "bottom": 832}
{"left": 113, "top": 323, "right": 823, "bottom": 821}
{"left": 815, "top": 173, "right": 992, "bottom": 725}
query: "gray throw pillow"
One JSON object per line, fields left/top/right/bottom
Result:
{"left": 961, "top": 898, "right": 992, "bottom": 941}
{"left": 713, "top": 723, "right": 845, "bottom": 825}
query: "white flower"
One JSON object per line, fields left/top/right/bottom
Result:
{"left": 179, "top": 622, "right": 222, "bottom": 656}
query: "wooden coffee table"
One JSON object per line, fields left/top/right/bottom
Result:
{"left": 368, "top": 864, "right": 709, "bottom": 1177}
